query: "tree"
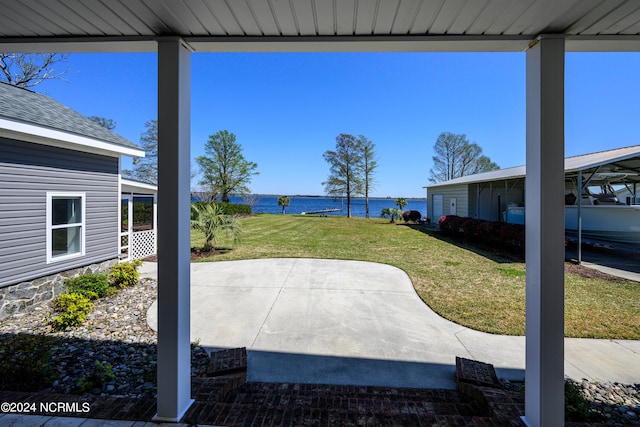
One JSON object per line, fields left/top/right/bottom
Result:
{"left": 323, "top": 134, "right": 363, "bottom": 218}
{"left": 196, "top": 130, "right": 258, "bottom": 203}
{"left": 242, "top": 194, "right": 260, "bottom": 210}
{"left": 395, "top": 197, "right": 408, "bottom": 211}
{"left": 190, "top": 203, "right": 241, "bottom": 251}
{"left": 428, "top": 132, "right": 499, "bottom": 183}
{"left": 358, "top": 135, "right": 378, "bottom": 219}
{"left": 278, "top": 195, "right": 290, "bottom": 214}
{"left": 0, "top": 53, "right": 69, "bottom": 88}
{"left": 123, "top": 120, "right": 158, "bottom": 185}
{"left": 89, "top": 116, "right": 116, "bottom": 130}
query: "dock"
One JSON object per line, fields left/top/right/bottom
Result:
{"left": 301, "top": 208, "right": 341, "bottom": 215}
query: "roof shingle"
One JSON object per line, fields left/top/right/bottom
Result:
{"left": 0, "top": 82, "right": 141, "bottom": 152}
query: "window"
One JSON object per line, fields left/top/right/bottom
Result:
{"left": 132, "top": 196, "right": 154, "bottom": 231}
{"left": 46, "top": 193, "right": 85, "bottom": 263}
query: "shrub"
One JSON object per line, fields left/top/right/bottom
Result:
{"left": 439, "top": 215, "right": 466, "bottom": 236}
{"left": 380, "top": 207, "right": 403, "bottom": 223}
{"left": 565, "top": 380, "right": 596, "bottom": 421}
{"left": 191, "top": 201, "right": 251, "bottom": 216}
{"left": 109, "top": 260, "right": 142, "bottom": 289}
{"left": 0, "top": 334, "right": 56, "bottom": 391}
{"left": 219, "top": 202, "right": 252, "bottom": 215}
{"left": 460, "top": 218, "right": 480, "bottom": 239}
{"left": 402, "top": 210, "right": 421, "bottom": 223}
{"left": 439, "top": 215, "right": 525, "bottom": 256}
{"left": 191, "top": 203, "right": 242, "bottom": 251}
{"left": 78, "top": 360, "right": 116, "bottom": 393}
{"left": 65, "top": 273, "right": 114, "bottom": 300}
{"left": 51, "top": 293, "right": 93, "bottom": 330}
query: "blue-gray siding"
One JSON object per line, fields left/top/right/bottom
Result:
{"left": 0, "top": 138, "right": 119, "bottom": 288}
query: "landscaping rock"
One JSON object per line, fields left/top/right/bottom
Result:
{"left": 0, "top": 276, "right": 209, "bottom": 398}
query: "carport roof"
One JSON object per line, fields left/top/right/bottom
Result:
{"left": 425, "top": 144, "right": 640, "bottom": 188}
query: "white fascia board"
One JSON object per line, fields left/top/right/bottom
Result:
{"left": 0, "top": 38, "right": 157, "bottom": 53}
{"left": 121, "top": 178, "right": 158, "bottom": 193}
{"left": 0, "top": 117, "right": 145, "bottom": 158}
{"left": 186, "top": 35, "right": 533, "bottom": 53}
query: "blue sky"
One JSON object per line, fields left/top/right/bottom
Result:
{"left": 35, "top": 51, "right": 640, "bottom": 198}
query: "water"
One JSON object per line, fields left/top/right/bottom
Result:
{"left": 229, "top": 195, "right": 427, "bottom": 219}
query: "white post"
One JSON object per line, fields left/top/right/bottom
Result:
{"left": 153, "top": 192, "right": 158, "bottom": 255}
{"left": 524, "top": 35, "right": 565, "bottom": 427}
{"left": 127, "top": 196, "right": 133, "bottom": 261}
{"left": 577, "top": 169, "right": 582, "bottom": 264}
{"left": 154, "top": 38, "right": 193, "bottom": 422}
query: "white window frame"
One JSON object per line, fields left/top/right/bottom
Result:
{"left": 46, "top": 192, "right": 86, "bottom": 263}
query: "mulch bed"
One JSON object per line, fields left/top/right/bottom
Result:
{"left": 564, "top": 262, "right": 633, "bottom": 283}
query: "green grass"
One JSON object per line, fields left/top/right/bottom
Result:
{"left": 192, "top": 214, "right": 640, "bottom": 339}
{"left": 496, "top": 268, "right": 526, "bottom": 277}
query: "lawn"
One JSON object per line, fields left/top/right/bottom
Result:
{"left": 191, "top": 214, "right": 640, "bottom": 339}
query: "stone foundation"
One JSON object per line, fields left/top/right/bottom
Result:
{"left": 0, "top": 259, "right": 118, "bottom": 321}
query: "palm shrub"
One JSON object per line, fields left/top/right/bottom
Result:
{"left": 380, "top": 207, "right": 403, "bottom": 223}
{"left": 190, "top": 202, "right": 242, "bottom": 251}
{"left": 395, "top": 197, "right": 408, "bottom": 210}
{"left": 277, "top": 195, "right": 290, "bottom": 214}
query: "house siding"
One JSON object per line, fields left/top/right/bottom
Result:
{"left": 427, "top": 185, "right": 469, "bottom": 219}
{"left": 0, "top": 138, "right": 119, "bottom": 288}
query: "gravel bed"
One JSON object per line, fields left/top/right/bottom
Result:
{"left": 502, "top": 379, "right": 640, "bottom": 424}
{"left": 577, "top": 379, "right": 640, "bottom": 424}
{"left": 0, "top": 277, "right": 209, "bottom": 398}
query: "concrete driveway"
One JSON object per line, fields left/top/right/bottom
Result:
{"left": 144, "top": 259, "right": 640, "bottom": 389}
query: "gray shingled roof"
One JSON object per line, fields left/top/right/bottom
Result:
{"left": 0, "top": 82, "right": 141, "bottom": 152}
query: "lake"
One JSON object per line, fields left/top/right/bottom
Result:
{"left": 228, "top": 195, "right": 427, "bottom": 219}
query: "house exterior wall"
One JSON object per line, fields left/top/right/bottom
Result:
{"left": 427, "top": 185, "right": 469, "bottom": 220}
{"left": 0, "top": 258, "right": 117, "bottom": 320}
{"left": 0, "top": 137, "right": 120, "bottom": 290}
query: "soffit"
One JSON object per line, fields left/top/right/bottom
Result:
{"left": 1, "top": 0, "right": 640, "bottom": 52}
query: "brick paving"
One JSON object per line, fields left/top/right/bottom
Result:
{"left": 0, "top": 389, "right": 157, "bottom": 421}
{"left": 207, "top": 347, "right": 249, "bottom": 377}
{"left": 1, "top": 351, "right": 629, "bottom": 426}
{"left": 186, "top": 379, "right": 497, "bottom": 426}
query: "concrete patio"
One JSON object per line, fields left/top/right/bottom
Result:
{"left": 144, "top": 258, "right": 640, "bottom": 389}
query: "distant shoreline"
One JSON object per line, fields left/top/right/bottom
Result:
{"left": 248, "top": 194, "right": 426, "bottom": 200}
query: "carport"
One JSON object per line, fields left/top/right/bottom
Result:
{"left": 2, "top": 2, "right": 640, "bottom": 426}
{"left": 425, "top": 146, "right": 640, "bottom": 262}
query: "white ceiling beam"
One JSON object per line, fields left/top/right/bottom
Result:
{"left": 0, "top": 36, "right": 157, "bottom": 52}
{"left": 565, "top": 34, "right": 640, "bottom": 51}
{"left": 1, "top": 34, "right": 640, "bottom": 53}
{"left": 186, "top": 35, "right": 535, "bottom": 52}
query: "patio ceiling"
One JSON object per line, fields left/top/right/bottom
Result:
{"left": 1, "top": 0, "right": 640, "bottom": 52}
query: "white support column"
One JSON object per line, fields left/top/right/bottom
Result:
{"left": 154, "top": 38, "right": 193, "bottom": 422}
{"left": 524, "top": 35, "right": 565, "bottom": 427}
